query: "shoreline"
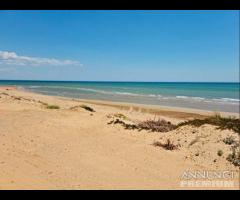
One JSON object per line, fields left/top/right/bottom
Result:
{"left": 16, "top": 86, "right": 239, "bottom": 119}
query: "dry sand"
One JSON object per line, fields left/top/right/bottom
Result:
{"left": 0, "top": 86, "right": 239, "bottom": 190}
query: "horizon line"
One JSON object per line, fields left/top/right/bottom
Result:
{"left": 0, "top": 79, "right": 239, "bottom": 83}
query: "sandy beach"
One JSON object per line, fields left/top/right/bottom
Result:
{"left": 0, "top": 86, "right": 239, "bottom": 190}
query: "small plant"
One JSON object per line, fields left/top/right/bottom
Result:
{"left": 153, "top": 139, "right": 178, "bottom": 150}
{"left": 46, "top": 105, "right": 60, "bottom": 109}
{"left": 70, "top": 105, "right": 95, "bottom": 112}
{"left": 38, "top": 100, "right": 48, "bottom": 106}
{"left": 107, "top": 113, "right": 128, "bottom": 120}
{"left": 1, "top": 92, "right": 8, "bottom": 95}
{"left": 227, "top": 143, "right": 240, "bottom": 167}
{"left": 223, "top": 136, "right": 236, "bottom": 145}
{"left": 108, "top": 118, "right": 137, "bottom": 129}
{"left": 14, "top": 97, "right": 21, "bottom": 100}
{"left": 217, "top": 150, "right": 223, "bottom": 157}
{"left": 113, "top": 113, "right": 127, "bottom": 120}
{"left": 80, "top": 105, "right": 95, "bottom": 112}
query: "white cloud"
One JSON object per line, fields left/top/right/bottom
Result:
{"left": 0, "top": 51, "right": 83, "bottom": 66}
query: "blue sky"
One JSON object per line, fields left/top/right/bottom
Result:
{"left": 0, "top": 10, "right": 239, "bottom": 82}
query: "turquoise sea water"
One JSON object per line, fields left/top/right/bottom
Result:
{"left": 0, "top": 80, "right": 239, "bottom": 113}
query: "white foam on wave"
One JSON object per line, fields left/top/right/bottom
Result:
{"left": 176, "top": 96, "right": 205, "bottom": 100}
{"left": 192, "top": 97, "right": 205, "bottom": 100}
{"left": 114, "top": 92, "right": 140, "bottom": 96}
{"left": 176, "top": 96, "right": 189, "bottom": 99}
{"left": 76, "top": 87, "right": 111, "bottom": 94}
{"left": 212, "top": 98, "right": 240, "bottom": 102}
{"left": 220, "top": 98, "right": 240, "bottom": 102}
{"left": 28, "top": 85, "right": 42, "bottom": 89}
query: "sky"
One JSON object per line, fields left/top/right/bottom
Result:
{"left": 0, "top": 10, "right": 239, "bottom": 82}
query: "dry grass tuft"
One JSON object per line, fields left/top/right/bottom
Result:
{"left": 177, "top": 114, "right": 240, "bottom": 134}
{"left": 153, "top": 139, "right": 178, "bottom": 150}
{"left": 80, "top": 105, "right": 95, "bottom": 112}
{"left": 70, "top": 105, "right": 95, "bottom": 112}
{"left": 46, "top": 105, "right": 60, "bottom": 109}
{"left": 137, "top": 119, "right": 176, "bottom": 132}
{"left": 223, "top": 136, "right": 236, "bottom": 145}
{"left": 106, "top": 113, "right": 128, "bottom": 120}
{"left": 227, "top": 143, "right": 240, "bottom": 167}
{"left": 108, "top": 118, "right": 175, "bottom": 133}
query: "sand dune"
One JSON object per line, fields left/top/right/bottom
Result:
{"left": 0, "top": 87, "right": 239, "bottom": 189}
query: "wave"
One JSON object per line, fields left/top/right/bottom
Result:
{"left": 28, "top": 85, "right": 43, "bottom": 89}
{"left": 220, "top": 98, "right": 240, "bottom": 102}
{"left": 27, "top": 85, "right": 144, "bottom": 96}
{"left": 176, "top": 96, "right": 189, "bottom": 99}
{"left": 192, "top": 97, "right": 205, "bottom": 100}
{"left": 212, "top": 98, "right": 240, "bottom": 103}
{"left": 176, "top": 96, "right": 205, "bottom": 100}
{"left": 25, "top": 85, "right": 240, "bottom": 104}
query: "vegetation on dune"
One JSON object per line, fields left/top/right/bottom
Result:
{"left": 137, "top": 119, "right": 176, "bottom": 132}
{"left": 38, "top": 100, "right": 48, "bottom": 106}
{"left": 79, "top": 105, "right": 95, "bottom": 112}
{"left": 176, "top": 114, "right": 240, "bottom": 134}
{"left": 70, "top": 104, "right": 95, "bottom": 112}
{"left": 112, "top": 113, "right": 128, "bottom": 120}
{"left": 14, "top": 97, "right": 21, "bottom": 100}
{"left": 108, "top": 118, "right": 176, "bottom": 132}
{"left": 1, "top": 92, "right": 9, "bottom": 96}
{"left": 217, "top": 150, "right": 224, "bottom": 157}
{"left": 107, "top": 113, "right": 240, "bottom": 166}
{"left": 223, "top": 136, "right": 236, "bottom": 145}
{"left": 46, "top": 104, "right": 60, "bottom": 109}
{"left": 108, "top": 118, "right": 137, "bottom": 129}
{"left": 108, "top": 114, "right": 240, "bottom": 134}
{"left": 152, "top": 139, "right": 178, "bottom": 150}
{"left": 227, "top": 143, "right": 240, "bottom": 167}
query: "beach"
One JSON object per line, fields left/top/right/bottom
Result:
{"left": 1, "top": 81, "right": 239, "bottom": 113}
{"left": 0, "top": 86, "right": 239, "bottom": 189}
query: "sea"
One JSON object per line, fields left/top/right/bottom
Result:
{"left": 0, "top": 80, "right": 239, "bottom": 113}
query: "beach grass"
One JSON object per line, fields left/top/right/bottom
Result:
{"left": 79, "top": 104, "right": 95, "bottom": 112}
{"left": 153, "top": 139, "right": 178, "bottom": 150}
{"left": 137, "top": 119, "right": 176, "bottom": 132}
{"left": 46, "top": 104, "right": 60, "bottom": 109}
{"left": 177, "top": 114, "right": 240, "bottom": 134}
{"left": 108, "top": 118, "right": 176, "bottom": 132}
{"left": 112, "top": 113, "right": 128, "bottom": 120}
